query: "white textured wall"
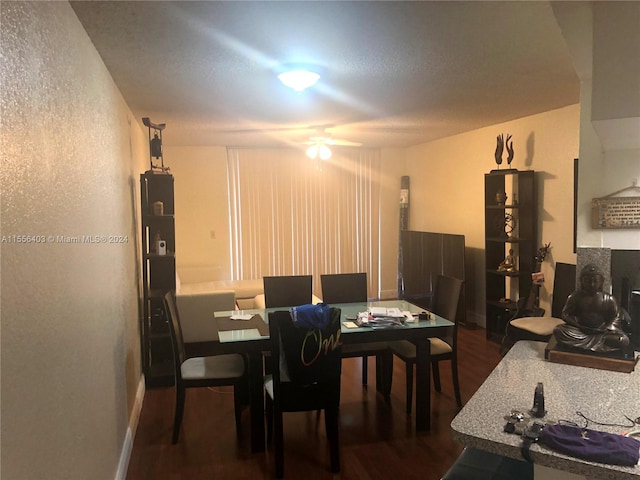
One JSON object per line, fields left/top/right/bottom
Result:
{"left": 406, "top": 105, "right": 580, "bottom": 325}
{"left": 1, "top": 2, "right": 146, "bottom": 479}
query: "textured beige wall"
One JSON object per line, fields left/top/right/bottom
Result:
{"left": 406, "top": 105, "right": 580, "bottom": 325}
{"left": 164, "top": 146, "right": 230, "bottom": 280}
{"left": 1, "top": 2, "right": 146, "bottom": 479}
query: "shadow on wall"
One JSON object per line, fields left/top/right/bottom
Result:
{"left": 524, "top": 132, "right": 535, "bottom": 168}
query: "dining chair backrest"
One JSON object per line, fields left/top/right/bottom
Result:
{"left": 432, "top": 274, "right": 463, "bottom": 323}
{"left": 269, "top": 308, "right": 343, "bottom": 388}
{"left": 164, "top": 291, "right": 187, "bottom": 377}
{"left": 263, "top": 275, "right": 313, "bottom": 308}
{"left": 266, "top": 308, "right": 343, "bottom": 476}
{"left": 320, "top": 273, "right": 367, "bottom": 303}
{"left": 551, "top": 263, "right": 577, "bottom": 319}
{"left": 431, "top": 275, "right": 463, "bottom": 349}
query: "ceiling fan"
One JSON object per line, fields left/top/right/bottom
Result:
{"left": 300, "top": 127, "right": 362, "bottom": 160}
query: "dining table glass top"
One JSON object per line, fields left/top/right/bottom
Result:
{"left": 213, "top": 299, "right": 453, "bottom": 343}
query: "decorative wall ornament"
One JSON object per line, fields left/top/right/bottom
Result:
{"left": 493, "top": 133, "right": 516, "bottom": 172}
{"left": 591, "top": 182, "right": 640, "bottom": 229}
{"left": 142, "top": 117, "right": 169, "bottom": 172}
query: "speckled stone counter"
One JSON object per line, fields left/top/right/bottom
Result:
{"left": 451, "top": 341, "right": 640, "bottom": 479}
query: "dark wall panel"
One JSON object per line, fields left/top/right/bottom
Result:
{"left": 400, "top": 231, "right": 466, "bottom": 324}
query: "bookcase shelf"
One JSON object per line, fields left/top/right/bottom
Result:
{"left": 484, "top": 170, "right": 536, "bottom": 342}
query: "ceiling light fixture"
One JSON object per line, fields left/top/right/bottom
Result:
{"left": 306, "top": 143, "right": 332, "bottom": 160}
{"left": 278, "top": 69, "right": 320, "bottom": 92}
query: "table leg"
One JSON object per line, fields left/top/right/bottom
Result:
{"left": 248, "top": 351, "right": 265, "bottom": 452}
{"left": 415, "top": 339, "right": 431, "bottom": 430}
{"left": 375, "top": 351, "right": 393, "bottom": 398}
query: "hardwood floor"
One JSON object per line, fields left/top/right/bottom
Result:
{"left": 126, "top": 326, "right": 502, "bottom": 480}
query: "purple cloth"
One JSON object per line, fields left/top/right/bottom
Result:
{"left": 289, "top": 303, "right": 331, "bottom": 330}
{"left": 540, "top": 424, "right": 640, "bottom": 466}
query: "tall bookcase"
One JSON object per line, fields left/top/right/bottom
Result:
{"left": 484, "top": 170, "right": 536, "bottom": 342}
{"left": 140, "top": 170, "right": 176, "bottom": 387}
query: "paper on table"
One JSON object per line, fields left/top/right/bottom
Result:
{"left": 218, "top": 328, "right": 263, "bottom": 342}
{"left": 369, "top": 306, "right": 404, "bottom": 317}
{"left": 230, "top": 314, "right": 253, "bottom": 320}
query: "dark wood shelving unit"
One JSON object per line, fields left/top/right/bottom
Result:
{"left": 140, "top": 170, "right": 176, "bottom": 388}
{"left": 484, "top": 170, "right": 536, "bottom": 342}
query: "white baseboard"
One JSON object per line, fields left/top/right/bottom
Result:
{"left": 116, "top": 376, "right": 145, "bottom": 480}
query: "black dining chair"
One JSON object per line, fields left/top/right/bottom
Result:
{"left": 164, "top": 291, "right": 247, "bottom": 444}
{"left": 389, "top": 274, "right": 463, "bottom": 414}
{"left": 265, "top": 308, "right": 342, "bottom": 478}
{"left": 499, "top": 262, "right": 576, "bottom": 355}
{"left": 321, "top": 273, "right": 391, "bottom": 392}
{"left": 263, "top": 275, "right": 313, "bottom": 308}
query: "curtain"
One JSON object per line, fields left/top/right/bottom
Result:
{"left": 227, "top": 147, "right": 381, "bottom": 297}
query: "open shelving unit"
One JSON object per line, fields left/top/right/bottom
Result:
{"left": 484, "top": 170, "right": 536, "bottom": 342}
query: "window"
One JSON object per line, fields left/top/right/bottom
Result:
{"left": 227, "top": 147, "right": 381, "bottom": 296}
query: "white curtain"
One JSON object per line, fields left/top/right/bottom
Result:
{"left": 227, "top": 147, "right": 381, "bottom": 297}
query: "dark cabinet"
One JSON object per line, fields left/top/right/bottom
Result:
{"left": 484, "top": 170, "right": 536, "bottom": 342}
{"left": 140, "top": 171, "right": 176, "bottom": 387}
{"left": 399, "top": 230, "right": 466, "bottom": 325}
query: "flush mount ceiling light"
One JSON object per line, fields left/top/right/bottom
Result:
{"left": 278, "top": 69, "right": 320, "bottom": 92}
{"left": 306, "top": 142, "right": 332, "bottom": 160}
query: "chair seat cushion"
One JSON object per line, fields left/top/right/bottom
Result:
{"left": 181, "top": 354, "right": 245, "bottom": 380}
{"left": 389, "top": 338, "right": 452, "bottom": 359}
{"left": 510, "top": 316, "right": 564, "bottom": 336}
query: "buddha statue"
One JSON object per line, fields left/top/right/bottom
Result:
{"left": 553, "top": 264, "right": 630, "bottom": 353}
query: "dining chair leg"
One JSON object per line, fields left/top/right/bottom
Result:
{"left": 274, "top": 409, "right": 284, "bottom": 479}
{"left": 324, "top": 406, "right": 340, "bottom": 473}
{"left": 265, "top": 395, "right": 274, "bottom": 444}
{"left": 172, "top": 385, "right": 186, "bottom": 444}
{"left": 405, "top": 362, "right": 414, "bottom": 415}
{"left": 376, "top": 351, "right": 393, "bottom": 398}
{"left": 452, "top": 356, "right": 462, "bottom": 408}
{"left": 432, "top": 360, "right": 442, "bottom": 392}
{"left": 362, "top": 355, "right": 368, "bottom": 385}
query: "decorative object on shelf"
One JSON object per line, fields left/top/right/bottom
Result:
{"left": 152, "top": 231, "right": 162, "bottom": 253}
{"left": 498, "top": 249, "right": 517, "bottom": 272}
{"left": 493, "top": 133, "right": 516, "bottom": 171}
{"left": 153, "top": 201, "right": 164, "bottom": 216}
{"left": 506, "top": 135, "right": 514, "bottom": 166}
{"left": 553, "top": 264, "right": 630, "bottom": 353}
{"left": 494, "top": 134, "right": 504, "bottom": 168}
{"left": 157, "top": 238, "right": 167, "bottom": 256}
{"left": 495, "top": 212, "right": 515, "bottom": 238}
{"left": 142, "top": 117, "right": 169, "bottom": 172}
{"left": 495, "top": 191, "right": 508, "bottom": 205}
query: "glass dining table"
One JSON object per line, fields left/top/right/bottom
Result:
{"left": 182, "top": 299, "right": 454, "bottom": 453}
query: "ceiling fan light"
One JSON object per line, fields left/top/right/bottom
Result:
{"left": 318, "top": 144, "right": 332, "bottom": 160}
{"left": 278, "top": 70, "right": 320, "bottom": 92}
{"left": 306, "top": 144, "right": 319, "bottom": 159}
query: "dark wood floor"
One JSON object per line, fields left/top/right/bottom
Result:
{"left": 127, "top": 325, "right": 502, "bottom": 480}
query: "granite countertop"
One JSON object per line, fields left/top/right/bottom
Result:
{"left": 451, "top": 340, "right": 640, "bottom": 479}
